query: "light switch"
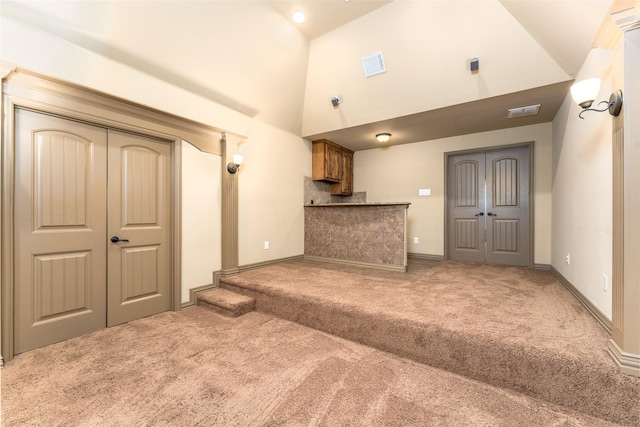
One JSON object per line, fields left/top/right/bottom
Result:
{"left": 418, "top": 188, "right": 431, "bottom": 196}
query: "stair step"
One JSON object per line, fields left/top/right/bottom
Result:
{"left": 197, "top": 288, "right": 255, "bottom": 317}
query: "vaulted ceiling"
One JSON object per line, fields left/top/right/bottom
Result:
{"left": 2, "top": 0, "right": 633, "bottom": 152}
{"left": 271, "top": 0, "right": 624, "bottom": 151}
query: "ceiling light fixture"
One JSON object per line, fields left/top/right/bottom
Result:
{"left": 570, "top": 78, "right": 623, "bottom": 119}
{"left": 376, "top": 133, "right": 391, "bottom": 143}
{"left": 292, "top": 11, "right": 306, "bottom": 24}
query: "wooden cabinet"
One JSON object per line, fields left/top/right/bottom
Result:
{"left": 312, "top": 139, "right": 342, "bottom": 182}
{"left": 312, "top": 139, "right": 354, "bottom": 196}
{"left": 330, "top": 149, "right": 353, "bottom": 195}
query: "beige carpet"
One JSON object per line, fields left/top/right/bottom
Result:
{"left": 0, "top": 307, "right": 620, "bottom": 426}
{"left": 219, "top": 260, "right": 640, "bottom": 425}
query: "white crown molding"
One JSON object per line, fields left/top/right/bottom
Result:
{"left": 0, "top": 62, "right": 17, "bottom": 80}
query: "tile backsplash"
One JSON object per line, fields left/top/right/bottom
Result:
{"left": 304, "top": 176, "right": 366, "bottom": 205}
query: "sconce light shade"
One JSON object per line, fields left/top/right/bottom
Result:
{"left": 376, "top": 133, "right": 391, "bottom": 143}
{"left": 570, "top": 78, "right": 623, "bottom": 119}
{"left": 570, "top": 78, "right": 601, "bottom": 108}
{"left": 227, "top": 154, "right": 244, "bottom": 174}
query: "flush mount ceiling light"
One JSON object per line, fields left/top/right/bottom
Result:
{"left": 376, "top": 133, "right": 391, "bottom": 143}
{"left": 292, "top": 11, "right": 306, "bottom": 24}
{"left": 570, "top": 78, "right": 623, "bottom": 119}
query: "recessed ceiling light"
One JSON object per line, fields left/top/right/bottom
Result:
{"left": 292, "top": 11, "right": 306, "bottom": 24}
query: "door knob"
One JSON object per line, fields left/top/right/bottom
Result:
{"left": 487, "top": 212, "right": 498, "bottom": 217}
{"left": 110, "top": 236, "right": 129, "bottom": 243}
{"left": 474, "top": 212, "right": 484, "bottom": 216}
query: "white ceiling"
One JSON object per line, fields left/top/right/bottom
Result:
{"left": 268, "top": 0, "right": 392, "bottom": 39}
{"left": 270, "top": 0, "right": 618, "bottom": 151}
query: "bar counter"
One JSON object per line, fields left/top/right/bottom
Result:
{"left": 304, "top": 203, "right": 410, "bottom": 270}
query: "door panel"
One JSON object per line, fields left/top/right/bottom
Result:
{"left": 447, "top": 146, "right": 530, "bottom": 266}
{"left": 107, "top": 130, "right": 171, "bottom": 326}
{"left": 485, "top": 147, "right": 530, "bottom": 266}
{"left": 14, "top": 109, "right": 107, "bottom": 354}
{"left": 447, "top": 153, "right": 486, "bottom": 262}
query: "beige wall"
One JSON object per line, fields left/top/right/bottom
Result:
{"left": 181, "top": 142, "right": 222, "bottom": 303}
{"left": 237, "top": 122, "right": 310, "bottom": 265}
{"left": 354, "top": 123, "right": 553, "bottom": 264}
{"left": 302, "top": 0, "right": 571, "bottom": 136}
{"left": 551, "top": 48, "right": 617, "bottom": 320}
{"left": 1, "top": 2, "right": 311, "bottom": 300}
{"left": 0, "top": 1, "right": 309, "bottom": 136}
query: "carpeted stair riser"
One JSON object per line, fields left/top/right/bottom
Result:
{"left": 196, "top": 288, "right": 255, "bottom": 317}
{"left": 219, "top": 279, "right": 639, "bottom": 426}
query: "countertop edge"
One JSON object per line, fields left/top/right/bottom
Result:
{"left": 304, "top": 202, "right": 411, "bottom": 207}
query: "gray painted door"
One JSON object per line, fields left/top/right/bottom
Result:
{"left": 447, "top": 152, "right": 487, "bottom": 263}
{"left": 14, "top": 109, "right": 171, "bottom": 354}
{"left": 447, "top": 146, "right": 530, "bottom": 266}
{"left": 485, "top": 147, "right": 530, "bottom": 266}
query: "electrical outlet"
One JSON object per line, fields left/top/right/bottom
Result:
{"left": 264, "top": 241, "right": 269, "bottom": 250}
{"left": 413, "top": 237, "right": 419, "bottom": 244}
{"left": 566, "top": 253, "right": 570, "bottom": 265}
{"left": 603, "top": 275, "right": 608, "bottom": 292}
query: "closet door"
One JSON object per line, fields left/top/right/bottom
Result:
{"left": 13, "top": 110, "right": 173, "bottom": 355}
{"left": 107, "top": 130, "right": 172, "bottom": 326}
{"left": 14, "top": 109, "right": 108, "bottom": 354}
{"left": 447, "top": 146, "right": 530, "bottom": 266}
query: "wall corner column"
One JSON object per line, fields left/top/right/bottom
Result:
{"left": 610, "top": 7, "right": 640, "bottom": 377}
{"left": 0, "top": 63, "right": 16, "bottom": 367}
{"left": 220, "top": 132, "right": 245, "bottom": 277}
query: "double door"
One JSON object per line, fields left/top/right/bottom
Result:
{"left": 447, "top": 146, "right": 531, "bottom": 266}
{"left": 14, "top": 109, "right": 172, "bottom": 354}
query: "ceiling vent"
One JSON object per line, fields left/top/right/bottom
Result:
{"left": 508, "top": 104, "right": 540, "bottom": 118}
{"left": 362, "top": 51, "right": 386, "bottom": 77}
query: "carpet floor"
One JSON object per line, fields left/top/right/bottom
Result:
{"left": 0, "top": 307, "right": 621, "bottom": 426}
{"left": 3, "top": 259, "right": 639, "bottom": 426}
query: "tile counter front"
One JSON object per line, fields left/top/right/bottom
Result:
{"left": 304, "top": 203, "right": 410, "bottom": 270}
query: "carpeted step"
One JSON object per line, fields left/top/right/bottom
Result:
{"left": 197, "top": 288, "right": 255, "bottom": 317}
{"left": 219, "top": 262, "right": 640, "bottom": 426}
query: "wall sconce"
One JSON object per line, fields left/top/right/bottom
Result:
{"left": 376, "top": 133, "right": 391, "bottom": 143}
{"left": 570, "top": 78, "right": 623, "bottom": 119}
{"left": 227, "top": 154, "right": 243, "bottom": 174}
